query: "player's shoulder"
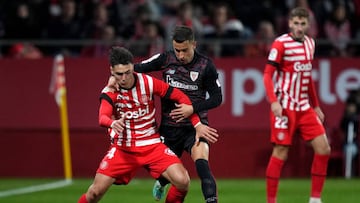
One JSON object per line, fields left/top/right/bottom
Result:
{"left": 195, "top": 50, "right": 212, "bottom": 61}
{"left": 135, "top": 72, "right": 157, "bottom": 84}
{"left": 274, "top": 33, "right": 292, "bottom": 43}
{"left": 194, "top": 51, "right": 216, "bottom": 68}
{"left": 101, "top": 86, "right": 116, "bottom": 94}
{"left": 100, "top": 86, "right": 117, "bottom": 101}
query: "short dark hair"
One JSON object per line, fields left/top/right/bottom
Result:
{"left": 289, "top": 7, "right": 309, "bottom": 20}
{"left": 172, "top": 26, "right": 194, "bottom": 43}
{"left": 109, "top": 46, "right": 133, "bottom": 67}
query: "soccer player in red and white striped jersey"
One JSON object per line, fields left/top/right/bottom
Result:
{"left": 263, "top": 7, "right": 331, "bottom": 203}
{"left": 78, "top": 47, "right": 218, "bottom": 203}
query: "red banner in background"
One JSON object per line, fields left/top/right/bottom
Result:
{"left": 0, "top": 58, "right": 359, "bottom": 130}
{"left": 209, "top": 58, "right": 360, "bottom": 130}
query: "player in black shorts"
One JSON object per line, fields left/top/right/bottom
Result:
{"left": 134, "top": 26, "right": 222, "bottom": 203}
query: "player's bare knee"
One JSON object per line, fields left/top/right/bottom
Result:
{"left": 87, "top": 185, "right": 105, "bottom": 201}
{"left": 172, "top": 172, "right": 190, "bottom": 190}
{"left": 319, "top": 145, "right": 331, "bottom": 155}
{"left": 273, "top": 145, "right": 289, "bottom": 160}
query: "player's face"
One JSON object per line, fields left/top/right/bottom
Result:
{"left": 172, "top": 40, "right": 196, "bottom": 64}
{"left": 288, "top": 16, "right": 309, "bottom": 41}
{"left": 111, "top": 63, "right": 134, "bottom": 89}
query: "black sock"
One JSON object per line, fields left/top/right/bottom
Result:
{"left": 158, "top": 176, "right": 170, "bottom": 187}
{"left": 195, "top": 159, "right": 218, "bottom": 203}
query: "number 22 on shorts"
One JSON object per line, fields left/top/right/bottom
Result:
{"left": 274, "top": 116, "right": 288, "bottom": 129}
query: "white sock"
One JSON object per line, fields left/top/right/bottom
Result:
{"left": 309, "top": 197, "right": 322, "bottom": 203}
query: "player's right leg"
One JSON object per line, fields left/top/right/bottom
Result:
{"left": 78, "top": 173, "right": 115, "bottom": 203}
{"left": 266, "top": 145, "right": 289, "bottom": 203}
{"left": 266, "top": 110, "right": 295, "bottom": 203}
{"left": 161, "top": 163, "right": 190, "bottom": 203}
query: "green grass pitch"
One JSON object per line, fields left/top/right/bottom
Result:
{"left": 0, "top": 178, "right": 359, "bottom": 203}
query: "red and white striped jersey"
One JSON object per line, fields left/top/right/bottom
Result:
{"left": 101, "top": 73, "right": 161, "bottom": 149}
{"left": 99, "top": 72, "right": 199, "bottom": 150}
{"left": 266, "top": 33, "right": 316, "bottom": 111}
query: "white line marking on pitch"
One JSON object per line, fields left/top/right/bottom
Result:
{"left": 0, "top": 179, "right": 72, "bottom": 198}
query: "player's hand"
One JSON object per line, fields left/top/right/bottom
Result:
{"left": 107, "top": 75, "right": 119, "bottom": 92}
{"left": 195, "top": 123, "right": 219, "bottom": 144}
{"left": 110, "top": 117, "right": 125, "bottom": 134}
{"left": 314, "top": 106, "right": 325, "bottom": 123}
{"left": 271, "top": 101, "right": 283, "bottom": 117}
{"left": 170, "top": 103, "right": 194, "bottom": 122}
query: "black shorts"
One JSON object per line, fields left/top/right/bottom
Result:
{"left": 159, "top": 125, "right": 208, "bottom": 157}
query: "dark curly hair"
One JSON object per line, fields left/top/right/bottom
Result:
{"left": 109, "top": 46, "right": 133, "bottom": 67}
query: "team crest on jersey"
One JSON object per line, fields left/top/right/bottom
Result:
{"left": 164, "top": 148, "right": 176, "bottom": 157}
{"left": 190, "top": 71, "right": 199, "bottom": 81}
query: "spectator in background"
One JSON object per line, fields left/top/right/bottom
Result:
{"left": 82, "top": 2, "right": 111, "bottom": 39}
{"left": 7, "top": 43, "right": 43, "bottom": 59}
{"left": 128, "top": 20, "right": 165, "bottom": 57}
{"left": 201, "top": 2, "right": 250, "bottom": 57}
{"left": 43, "top": 0, "right": 83, "bottom": 56}
{"left": 2, "top": 2, "right": 43, "bottom": 56}
{"left": 244, "top": 20, "right": 276, "bottom": 57}
{"left": 340, "top": 89, "right": 360, "bottom": 176}
{"left": 162, "top": 1, "right": 203, "bottom": 50}
{"left": 3, "top": 2, "right": 42, "bottom": 39}
{"left": 0, "top": 9, "right": 5, "bottom": 57}
{"left": 81, "top": 25, "right": 121, "bottom": 57}
{"left": 323, "top": 2, "right": 352, "bottom": 56}
{"left": 118, "top": 4, "right": 153, "bottom": 40}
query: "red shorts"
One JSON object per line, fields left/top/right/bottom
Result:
{"left": 96, "top": 143, "right": 181, "bottom": 185}
{"left": 269, "top": 108, "right": 325, "bottom": 145}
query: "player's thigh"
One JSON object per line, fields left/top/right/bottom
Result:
{"left": 146, "top": 143, "right": 183, "bottom": 179}
{"left": 161, "top": 163, "right": 190, "bottom": 189}
{"left": 97, "top": 146, "right": 138, "bottom": 185}
{"left": 298, "top": 109, "right": 326, "bottom": 141}
{"left": 310, "top": 135, "right": 331, "bottom": 155}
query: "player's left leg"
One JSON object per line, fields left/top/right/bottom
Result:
{"left": 78, "top": 173, "right": 115, "bottom": 203}
{"left": 309, "top": 134, "right": 331, "bottom": 203}
{"left": 191, "top": 140, "right": 218, "bottom": 203}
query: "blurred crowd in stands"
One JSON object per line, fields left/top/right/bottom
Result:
{"left": 0, "top": 0, "right": 359, "bottom": 58}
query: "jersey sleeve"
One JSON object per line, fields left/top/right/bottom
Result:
{"left": 263, "top": 64, "right": 278, "bottom": 103}
{"left": 267, "top": 39, "right": 284, "bottom": 64}
{"left": 152, "top": 76, "right": 201, "bottom": 126}
{"left": 134, "top": 52, "right": 167, "bottom": 73}
{"left": 263, "top": 39, "right": 284, "bottom": 104}
{"left": 192, "top": 61, "right": 222, "bottom": 113}
{"left": 98, "top": 91, "right": 116, "bottom": 127}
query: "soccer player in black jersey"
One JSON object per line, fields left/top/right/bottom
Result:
{"left": 108, "top": 26, "right": 222, "bottom": 203}
{"left": 137, "top": 25, "right": 222, "bottom": 203}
